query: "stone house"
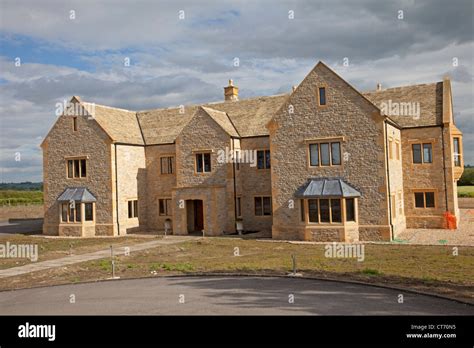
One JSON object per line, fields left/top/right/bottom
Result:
{"left": 41, "top": 61, "right": 464, "bottom": 241}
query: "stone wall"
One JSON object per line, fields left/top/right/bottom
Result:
{"left": 236, "top": 137, "right": 273, "bottom": 232}
{"left": 145, "top": 144, "right": 176, "bottom": 232}
{"left": 386, "top": 124, "right": 406, "bottom": 237}
{"left": 268, "top": 62, "right": 390, "bottom": 241}
{"left": 42, "top": 113, "right": 115, "bottom": 236}
{"left": 174, "top": 107, "right": 235, "bottom": 235}
{"left": 115, "top": 144, "right": 147, "bottom": 235}
{"left": 401, "top": 127, "right": 447, "bottom": 228}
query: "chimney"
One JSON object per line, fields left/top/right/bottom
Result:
{"left": 292, "top": 85, "right": 297, "bottom": 92}
{"left": 376, "top": 83, "right": 382, "bottom": 91}
{"left": 224, "top": 79, "right": 239, "bottom": 101}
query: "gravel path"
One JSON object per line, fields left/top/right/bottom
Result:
{"left": 397, "top": 209, "right": 474, "bottom": 246}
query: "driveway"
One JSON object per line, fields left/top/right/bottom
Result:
{"left": 0, "top": 276, "right": 471, "bottom": 315}
{"left": 0, "top": 219, "right": 43, "bottom": 236}
{"left": 397, "top": 208, "right": 474, "bottom": 245}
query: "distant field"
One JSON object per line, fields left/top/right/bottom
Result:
{"left": 458, "top": 186, "right": 474, "bottom": 198}
{"left": 0, "top": 190, "right": 43, "bottom": 206}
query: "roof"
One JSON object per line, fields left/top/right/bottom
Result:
{"left": 136, "top": 94, "right": 288, "bottom": 144}
{"left": 363, "top": 82, "right": 443, "bottom": 127}
{"left": 61, "top": 63, "right": 444, "bottom": 145}
{"left": 84, "top": 103, "right": 144, "bottom": 145}
{"left": 295, "top": 178, "right": 361, "bottom": 198}
{"left": 57, "top": 187, "right": 97, "bottom": 202}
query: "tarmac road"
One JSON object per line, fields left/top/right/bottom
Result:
{"left": 0, "top": 276, "right": 472, "bottom": 315}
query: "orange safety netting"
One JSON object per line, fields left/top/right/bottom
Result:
{"left": 444, "top": 211, "right": 457, "bottom": 230}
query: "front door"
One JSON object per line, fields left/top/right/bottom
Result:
{"left": 194, "top": 200, "right": 204, "bottom": 231}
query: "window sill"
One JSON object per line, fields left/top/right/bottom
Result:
{"left": 305, "top": 223, "right": 344, "bottom": 226}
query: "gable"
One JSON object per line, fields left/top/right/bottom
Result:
{"left": 201, "top": 107, "right": 239, "bottom": 137}
{"left": 41, "top": 98, "right": 111, "bottom": 148}
{"left": 177, "top": 106, "right": 234, "bottom": 144}
{"left": 268, "top": 61, "right": 382, "bottom": 133}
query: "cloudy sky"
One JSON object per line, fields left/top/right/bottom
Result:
{"left": 0, "top": 0, "right": 472, "bottom": 182}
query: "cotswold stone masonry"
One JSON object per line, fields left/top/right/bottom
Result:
{"left": 42, "top": 61, "right": 464, "bottom": 241}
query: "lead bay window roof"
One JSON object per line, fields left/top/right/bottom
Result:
{"left": 295, "top": 178, "right": 361, "bottom": 198}
{"left": 57, "top": 187, "right": 97, "bottom": 202}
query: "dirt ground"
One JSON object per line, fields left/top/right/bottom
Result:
{"left": 397, "top": 208, "right": 474, "bottom": 246}
{"left": 0, "top": 204, "right": 43, "bottom": 220}
{"left": 0, "top": 238, "right": 472, "bottom": 303}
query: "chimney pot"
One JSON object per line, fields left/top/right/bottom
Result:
{"left": 224, "top": 79, "right": 239, "bottom": 102}
{"left": 292, "top": 85, "right": 297, "bottom": 92}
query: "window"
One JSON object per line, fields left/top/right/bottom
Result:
{"left": 395, "top": 141, "right": 400, "bottom": 160}
{"left": 320, "top": 143, "right": 330, "bottom": 166}
{"left": 331, "top": 199, "right": 342, "bottom": 223}
{"left": 423, "top": 144, "right": 432, "bottom": 163}
{"left": 257, "top": 150, "right": 271, "bottom": 169}
{"left": 73, "top": 117, "right": 77, "bottom": 131}
{"left": 159, "top": 198, "right": 172, "bottom": 216}
{"left": 160, "top": 156, "right": 174, "bottom": 174}
{"left": 346, "top": 198, "right": 355, "bottom": 222}
{"left": 61, "top": 203, "right": 68, "bottom": 222}
{"left": 308, "top": 199, "right": 318, "bottom": 223}
{"left": 453, "top": 137, "right": 461, "bottom": 167}
{"left": 319, "top": 199, "right": 330, "bottom": 222}
{"left": 254, "top": 196, "right": 272, "bottom": 216}
{"left": 61, "top": 201, "right": 87, "bottom": 223}
{"left": 309, "top": 144, "right": 319, "bottom": 166}
{"left": 414, "top": 192, "right": 424, "bottom": 208}
{"left": 300, "top": 199, "right": 305, "bottom": 222}
{"left": 306, "top": 198, "right": 342, "bottom": 224}
{"left": 75, "top": 203, "right": 81, "bottom": 222}
{"left": 128, "top": 199, "right": 138, "bottom": 218}
{"left": 414, "top": 192, "right": 435, "bottom": 208}
{"left": 85, "top": 203, "right": 93, "bottom": 221}
{"left": 331, "top": 142, "right": 341, "bottom": 165}
{"left": 412, "top": 143, "right": 432, "bottom": 164}
{"left": 196, "top": 153, "right": 211, "bottom": 173}
{"left": 309, "top": 141, "right": 341, "bottom": 167}
{"left": 412, "top": 144, "right": 422, "bottom": 163}
{"left": 236, "top": 197, "right": 242, "bottom": 218}
{"left": 318, "top": 87, "right": 326, "bottom": 106}
{"left": 425, "top": 192, "right": 435, "bottom": 208}
{"left": 67, "top": 158, "right": 86, "bottom": 178}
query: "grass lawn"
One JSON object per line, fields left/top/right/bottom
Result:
{"left": 0, "top": 237, "right": 472, "bottom": 302}
{"left": 458, "top": 185, "right": 474, "bottom": 198}
{"left": 0, "top": 190, "right": 43, "bottom": 205}
{"left": 0, "top": 234, "right": 161, "bottom": 270}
